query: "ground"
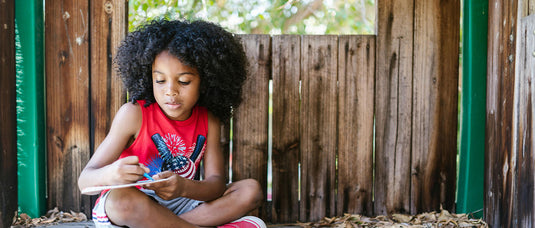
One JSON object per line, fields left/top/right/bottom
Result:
{"left": 11, "top": 207, "right": 488, "bottom": 227}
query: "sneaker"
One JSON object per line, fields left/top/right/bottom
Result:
{"left": 217, "top": 216, "right": 267, "bottom": 228}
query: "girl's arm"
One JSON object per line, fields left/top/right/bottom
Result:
{"left": 146, "top": 111, "right": 227, "bottom": 201}
{"left": 78, "top": 103, "right": 148, "bottom": 192}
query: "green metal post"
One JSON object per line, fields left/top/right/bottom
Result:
{"left": 15, "top": 0, "right": 46, "bottom": 218}
{"left": 457, "top": 0, "right": 487, "bottom": 218}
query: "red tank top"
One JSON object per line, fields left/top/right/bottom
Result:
{"left": 120, "top": 100, "right": 208, "bottom": 180}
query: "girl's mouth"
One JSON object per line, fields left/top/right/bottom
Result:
{"left": 165, "top": 103, "right": 181, "bottom": 109}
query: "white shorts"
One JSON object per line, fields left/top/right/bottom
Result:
{"left": 92, "top": 188, "right": 203, "bottom": 228}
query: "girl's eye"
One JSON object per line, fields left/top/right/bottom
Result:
{"left": 155, "top": 80, "right": 165, "bottom": 84}
{"left": 179, "top": 81, "right": 191, "bottom": 85}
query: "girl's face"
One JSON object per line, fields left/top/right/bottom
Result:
{"left": 152, "top": 50, "right": 200, "bottom": 121}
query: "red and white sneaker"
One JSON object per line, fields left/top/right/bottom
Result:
{"left": 217, "top": 216, "right": 267, "bottom": 228}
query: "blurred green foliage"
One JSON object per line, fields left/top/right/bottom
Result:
{"left": 129, "top": 0, "right": 375, "bottom": 34}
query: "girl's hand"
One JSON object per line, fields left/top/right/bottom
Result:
{"left": 107, "top": 156, "right": 150, "bottom": 185}
{"left": 144, "top": 171, "right": 185, "bottom": 200}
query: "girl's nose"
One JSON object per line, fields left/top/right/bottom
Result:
{"left": 166, "top": 83, "right": 179, "bottom": 96}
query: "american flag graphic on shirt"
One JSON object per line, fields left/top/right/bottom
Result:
{"left": 148, "top": 133, "right": 205, "bottom": 179}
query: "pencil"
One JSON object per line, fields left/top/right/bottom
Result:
{"left": 143, "top": 173, "right": 154, "bottom": 181}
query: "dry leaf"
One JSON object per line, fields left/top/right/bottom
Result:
{"left": 19, "top": 213, "right": 30, "bottom": 220}
{"left": 392, "top": 213, "right": 413, "bottom": 223}
{"left": 437, "top": 209, "right": 453, "bottom": 222}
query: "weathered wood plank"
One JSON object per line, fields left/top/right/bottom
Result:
{"left": 520, "top": 0, "right": 535, "bottom": 17}
{"left": 523, "top": 15, "right": 535, "bottom": 227}
{"left": 336, "top": 35, "right": 375, "bottom": 216}
{"left": 90, "top": 0, "right": 127, "bottom": 152}
{"left": 410, "top": 0, "right": 459, "bottom": 214}
{"left": 374, "top": 0, "right": 414, "bottom": 215}
{"left": 0, "top": 0, "right": 17, "bottom": 227}
{"left": 220, "top": 123, "right": 230, "bottom": 182}
{"left": 88, "top": 0, "right": 127, "bottom": 213}
{"left": 233, "top": 35, "right": 270, "bottom": 218}
{"left": 512, "top": 14, "right": 535, "bottom": 228}
{"left": 45, "top": 0, "right": 91, "bottom": 214}
{"left": 486, "top": 0, "right": 519, "bottom": 227}
{"left": 271, "top": 35, "right": 301, "bottom": 223}
{"left": 299, "top": 35, "right": 338, "bottom": 222}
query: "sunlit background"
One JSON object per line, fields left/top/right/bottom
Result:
{"left": 128, "top": 0, "right": 376, "bottom": 34}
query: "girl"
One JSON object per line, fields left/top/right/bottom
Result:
{"left": 78, "top": 19, "right": 265, "bottom": 228}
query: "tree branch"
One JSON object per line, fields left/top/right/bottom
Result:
{"left": 282, "top": 0, "right": 324, "bottom": 33}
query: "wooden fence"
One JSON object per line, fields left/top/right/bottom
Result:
{"left": 45, "top": 0, "right": 127, "bottom": 217}
{"left": 486, "top": 0, "right": 535, "bottom": 226}
{"left": 0, "top": 0, "right": 17, "bottom": 227}
{"left": 42, "top": 0, "right": 460, "bottom": 224}
{"left": 511, "top": 14, "right": 535, "bottom": 227}
{"left": 234, "top": 35, "right": 376, "bottom": 222}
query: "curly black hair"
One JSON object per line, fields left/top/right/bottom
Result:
{"left": 115, "top": 19, "right": 247, "bottom": 123}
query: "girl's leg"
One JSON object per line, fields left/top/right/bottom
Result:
{"left": 179, "top": 179, "right": 263, "bottom": 227}
{"left": 105, "top": 187, "right": 198, "bottom": 228}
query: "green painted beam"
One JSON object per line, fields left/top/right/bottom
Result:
{"left": 457, "top": 0, "right": 487, "bottom": 218}
{"left": 15, "top": 0, "right": 46, "bottom": 218}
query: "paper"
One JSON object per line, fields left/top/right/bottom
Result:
{"left": 81, "top": 178, "right": 168, "bottom": 195}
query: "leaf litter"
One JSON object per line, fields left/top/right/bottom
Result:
{"left": 11, "top": 207, "right": 87, "bottom": 227}
{"left": 11, "top": 207, "right": 487, "bottom": 227}
{"left": 290, "top": 209, "right": 487, "bottom": 228}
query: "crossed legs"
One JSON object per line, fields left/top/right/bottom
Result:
{"left": 105, "top": 179, "right": 263, "bottom": 228}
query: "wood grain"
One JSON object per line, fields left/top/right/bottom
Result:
{"left": 486, "top": 0, "right": 519, "bottom": 227}
{"left": 0, "top": 0, "right": 17, "bottom": 227}
{"left": 220, "top": 122, "right": 231, "bottom": 182}
{"left": 90, "top": 0, "right": 127, "bottom": 152}
{"left": 271, "top": 35, "right": 301, "bottom": 223}
{"left": 336, "top": 35, "right": 375, "bottom": 216}
{"left": 520, "top": 0, "right": 535, "bottom": 17}
{"left": 233, "top": 34, "right": 271, "bottom": 219}
{"left": 374, "top": 0, "right": 414, "bottom": 215}
{"left": 299, "top": 35, "right": 338, "bottom": 222}
{"left": 88, "top": 0, "right": 127, "bottom": 211}
{"left": 410, "top": 0, "right": 459, "bottom": 214}
{"left": 45, "top": 0, "right": 91, "bottom": 215}
{"left": 511, "top": 14, "right": 535, "bottom": 228}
